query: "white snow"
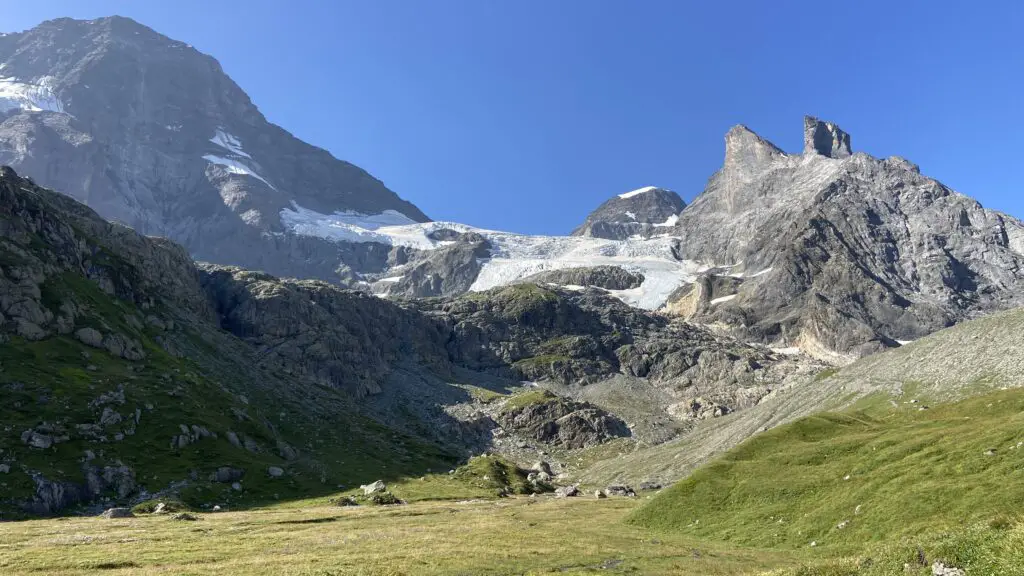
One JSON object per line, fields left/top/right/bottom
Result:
{"left": 771, "top": 346, "right": 802, "bottom": 355}
{"left": 896, "top": 339, "right": 914, "bottom": 346}
{"left": 618, "top": 186, "right": 658, "bottom": 199}
{"left": 653, "top": 214, "right": 679, "bottom": 227}
{"left": 281, "top": 202, "right": 714, "bottom": 310}
{"left": 624, "top": 211, "right": 637, "bottom": 221}
{"left": 749, "top": 267, "right": 774, "bottom": 278}
{"left": 378, "top": 276, "right": 404, "bottom": 283}
{"left": 203, "top": 154, "right": 274, "bottom": 189}
{"left": 0, "top": 76, "right": 66, "bottom": 114}
{"left": 710, "top": 294, "right": 738, "bottom": 305}
{"left": 210, "top": 128, "right": 251, "bottom": 158}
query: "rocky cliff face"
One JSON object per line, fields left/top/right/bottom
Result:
{"left": 668, "top": 116, "right": 1024, "bottom": 360}
{"left": 0, "top": 16, "right": 426, "bottom": 285}
{"left": 571, "top": 186, "right": 685, "bottom": 240}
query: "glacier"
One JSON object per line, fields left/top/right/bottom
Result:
{"left": 280, "top": 202, "right": 714, "bottom": 310}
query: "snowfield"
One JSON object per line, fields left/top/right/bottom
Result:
{"left": 210, "top": 129, "right": 252, "bottom": 159}
{"left": 203, "top": 154, "right": 275, "bottom": 189}
{"left": 281, "top": 202, "right": 716, "bottom": 310}
{"left": 618, "top": 185, "right": 658, "bottom": 199}
{"left": 0, "top": 76, "right": 66, "bottom": 114}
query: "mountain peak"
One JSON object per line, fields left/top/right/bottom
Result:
{"left": 571, "top": 187, "right": 685, "bottom": 239}
{"left": 723, "top": 124, "right": 785, "bottom": 171}
{"left": 803, "top": 116, "right": 852, "bottom": 158}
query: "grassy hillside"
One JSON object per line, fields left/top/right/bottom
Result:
{"left": 629, "top": 386, "right": 1024, "bottom": 551}
{"left": 0, "top": 170, "right": 458, "bottom": 517}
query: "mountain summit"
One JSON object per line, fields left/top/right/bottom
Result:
{"left": 571, "top": 186, "right": 686, "bottom": 239}
{"left": 0, "top": 16, "right": 427, "bottom": 283}
{"left": 669, "top": 116, "right": 1024, "bottom": 359}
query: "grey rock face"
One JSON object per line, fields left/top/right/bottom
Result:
{"left": 670, "top": 117, "right": 1024, "bottom": 359}
{"left": 0, "top": 17, "right": 427, "bottom": 285}
{"left": 378, "top": 234, "right": 492, "bottom": 298}
{"left": 572, "top": 187, "right": 685, "bottom": 239}
{"left": 803, "top": 115, "right": 852, "bottom": 158}
{"left": 497, "top": 392, "right": 630, "bottom": 449}
{"left": 99, "top": 507, "right": 134, "bottom": 519}
{"left": 519, "top": 266, "right": 644, "bottom": 290}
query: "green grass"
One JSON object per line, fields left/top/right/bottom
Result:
{"left": 500, "top": 389, "right": 559, "bottom": 412}
{"left": 330, "top": 455, "right": 545, "bottom": 504}
{"left": 0, "top": 497, "right": 806, "bottom": 575}
{"left": 629, "top": 387, "right": 1024, "bottom": 552}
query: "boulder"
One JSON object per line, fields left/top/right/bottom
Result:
{"left": 209, "top": 467, "right": 244, "bottom": 483}
{"left": 100, "top": 507, "right": 134, "bottom": 519}
{"left": 361, "top": 480, "right": 387, "bottom": 495}
{"left": 75, "top": 327, "right": 104, "bottom": 348}
{"left": 267, "top": 466, "right": 285, "bottom": 478}
{"left": 554, "top": 485, "right": 579, "bottom": 498}
{"left": 605, "top": 485, "right": 636, "bottom": 497}
{"left": 594, "top": 490, "right": 607, "bottom": 499}
{"left": 531, "top": 461, "right": 552, "bottom": 475}
{"left": 932, "top": 562, "right": 965, "bottom": 576}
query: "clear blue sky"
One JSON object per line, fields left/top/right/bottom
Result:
{"left": 5, "top": 1, "right": 1023, "bottom": 234}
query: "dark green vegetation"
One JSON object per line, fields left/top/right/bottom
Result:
{"left": 0, "top": 168, "right": 457, "bottom": 517}
{"left": 631, "top": 386, "right": 1024, "bottom": 569}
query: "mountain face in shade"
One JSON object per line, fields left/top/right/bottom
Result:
{"left": 0, "top": 16, "right": 427, "bottom": 284}
{"left": 571, "top": 186, "right": 686, "bottom": 240}
{"left": 667, "top": 116, "right": 1024, "bottom": 360}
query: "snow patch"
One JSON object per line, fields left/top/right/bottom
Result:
{"left": 749, "top": 267, "right": 774, "bottom": 278}
{"left": 280, "top": 203, "right": 431, "bottom": 248}
{"left": 653, "top": 214, "right": 679, "bottom": 227}
{"left": 0, "top": 76, "right": 66, "bottom": 114}
{"left": 710, "top": 294, "right": 738, "bottom": 305}
{"left": 619, "top": 186, "right": 658, "bottom": 199}
{"left": 896, "top": 339, "right": 914, "bottom": 346}
{"left": 624, "top": 211, "right": 637, "bottom": 221}
{"left": 378, "top": 276, "right": 404, "bottom": 283}
{"left": 203, "top": 154, "right": 274, "bottom": 189}
{"left": 771, "top": 347, "right": 802, "bottom": 355}
{"left": 210, "top": 128, "right": 251, "bottom": 159}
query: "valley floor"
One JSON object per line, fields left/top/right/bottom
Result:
{"left": 0, "top": 497, "right": 803, "bottom": 576}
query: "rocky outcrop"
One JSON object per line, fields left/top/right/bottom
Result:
{"left": 200, "top": 266, "right": 453, "bottom": 397}
{"left": 803, "top": 115, "right": 852, "bottom": 158}
{"left": 378, "top": 234, "right": 492, "bottom": 298}
{"left": 498, "top": 391, "right": 630, "bottom": 449}
{"left": 519, "top": 266, "right": 644, "bottom": 290}
{"left": 572, "top": 187, "right": 685, "bottom": 240}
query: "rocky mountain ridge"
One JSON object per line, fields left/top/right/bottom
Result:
{"left": 668, "top": 116, "right": 1024, "bottom": 360}
{"left": 0, "top": 166, "right": 820, "bottom": 515}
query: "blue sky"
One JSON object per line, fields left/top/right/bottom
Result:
{"left": 5, "top": 1, "right": 1023, "bottom": 234}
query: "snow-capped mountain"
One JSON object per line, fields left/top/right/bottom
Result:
{"left": 571, "top": 186, "right": 686, "bottom": 240}
{"left": 4, "top": 16, "right": 1024, "bottom": 362}
{"left": 0, "top": 16, "right": 426, "bottom": 283}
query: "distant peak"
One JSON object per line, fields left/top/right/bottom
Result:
{"left": 803, "top": 116, "right": 852, "bottom": 158}
{"left": 723, "top": 124, "right": 785, "bottom": 171}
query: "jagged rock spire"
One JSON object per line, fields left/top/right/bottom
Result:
{"left": 803, "top": 116, "right": 852, "bottom": 158}
{"left": 723, "top": 125, "right": 785, "bottom": 172}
